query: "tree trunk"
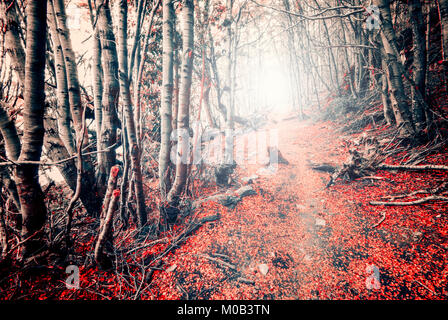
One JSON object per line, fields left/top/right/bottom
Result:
{"left": 92, "top": 27, "right": 103, "bottom": 156}
{"left": 43, "top": 117, "right": 101, "bottom": 215}
{"left": 95, "top": 189, "right": 119, "bottom": 269}
{"left": 203, "top": 82, "right": 215, "bottom": 128}
{"left": 409, "top": 0, "right": 428, "bottom": 134}
{"left": 167, "top": 0, "right": 194, "bottom": 206}
{"left": 312, "top": 0, "right": 341, "bottom": 95}
{"left": 0, "top": 108, "right": 21, "bottom": 211}
{"left": 374, "top": 0, "right": 415, "bottom": 136}
{"left": 117, "top": 0, "right": 147, "bottom": 227}
{"left": 51, "top": 0, "right": 84, "bottom": 138}
{"left": 172, "top": 51, "right": 180, "bottom": 131}
{"left": 48, "top": 1, "right": 75, "bottom": 155}
{"left": 97, "top": 0, "right": 119, "bottom": 193}
{"left": 128, "top": 0, "right": 146, "bottom": 82}
{"left": 15, "top": 0, "right": 48, "bottom": 258}
{"left": 0, "top": 201, "right": 8, "bottom": 260}
{"left": 208, "top": 28, "right": 224, "bottom": 126}
{"left": 133, "top": 0, "right": 161, "bottom": 148}
{"left": 0, "top": 104, "right": 21, "bottom": 161}
{"left": 0, "top": 0, "right": 26, "bottom": 88}
{"left": 225, "top": 0, "right": 234, "bottom": 130}
{"left": 52, "top": 0, "right": 99, "bottom": 214}
{"left": 159, "top": 0, "right": 175, "bottom": 200}
{"left": 439, "top": 0, "right": 448, "bottom": 61}
{"left": 380, "top": 59, "right": 395, "bottom": 125}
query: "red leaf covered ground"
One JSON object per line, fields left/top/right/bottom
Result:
{"left": 148, "top": 118, "right": 448, "bottom": 300}
{"left": 1, "top": 117, "right": 447, "bottom": 300}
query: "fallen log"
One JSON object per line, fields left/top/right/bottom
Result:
{"left": 192, "top": 185, "right": 257, "bottom": 210}
{"left": 326, "top": 146, "right": 448, "bottom": 188}
{"left": 309, "top": 163, "right": 337, "bottom": 173}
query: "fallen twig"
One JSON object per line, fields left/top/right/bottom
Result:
{"left": 414, "top": 280, "right": 438, "bottom": 296}
{"left": 372, "top": 212, "right": 386, "bottom": 228}
{"left": 358, "top": 176, "right": 386, "bottom": 181}
{"left": 197, "top": 253, "right": 237, "bottom": 271}
{"left": 144, "top": 260, "right": 162, "bottom": 284}
{"left": 237, "top": 277, "right": 255, "bottom": 285}
{"left": 370, "top": 196, "right": 448, "bottom": 206}
{"left": 378, "top": 164, "right": 448, "bottom": 171}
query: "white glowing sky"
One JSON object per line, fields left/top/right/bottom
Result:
{"left": 234, "top": 51, "right": 294, "bottom": 118}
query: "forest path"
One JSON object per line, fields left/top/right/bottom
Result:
{"left": 153, "top": 116, "right": 446, "bottom": 300}
{"left": 155, "top": 117, "right": 369, "bottom": 299}
{"left": 228, "top": 117, "right": 353, "bottom": 299}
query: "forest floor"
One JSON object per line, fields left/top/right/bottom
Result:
{"left": 146, "top": 116, "right": 448, "bottom": 300}
{"left": 2, "top": 116, "right": 448, "bottom": 300}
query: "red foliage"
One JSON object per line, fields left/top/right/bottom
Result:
{"left": 1, "top": 119, "right": 447, "bottom": 300}
{"left": 111, "top": 165, "right": 120, "bottom": 178}
{"left": 112, "top": 189, "right": 120, "bottom": 198}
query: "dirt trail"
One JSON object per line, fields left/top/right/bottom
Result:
{"left": 153, "top": 118, "right": 355, "bottom": 299}
{"left": 231, "top": 117, "right": 351, "bottom": 299}
{"left": 152, "top": 117, "right": 447, "bottom": 300}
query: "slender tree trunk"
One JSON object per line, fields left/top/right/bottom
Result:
{"left": 424, "top": 2, "right": 434, "bottom": 126}
{"left": 1, "top": 1, "right": 27, "bottom": 216}
{"left": 0, "top": 104, "right": 20, "bottom": 161}
{"left": 129, "top": 0, "right": 145, "bottom": 144}
{"left": 0, "top": 104, "right": 21, "bottom": 211}
{"left": 0, "top": 200, "right": 8, "bottom": 260}
{"left": 172, "top": 51, "right": 180, "bottom": 131}
{"left": 88, "top": 0, "right": 103, "bottom": 154}
{"left": 97, "top": 0, "right": 119, "bottom": 193}
{"left": 374, "top": 0, "right": 415, "bottom": 136}
{"left": 117, "top": 0, "right": 147, "bottom": 227}
{"left": 207, "top": 27, "right": 224, "bottom": 120}
{"left": 381, "top": 59, "right": 395, "bottom": 125}
{"left": 0, "top": 1, "right": 25, "bottom": 89}
{"left": 312, "top": 0, "right": 341, "bottom": 95}
{"left": 128, "top": 0, "right": 146, "bottom": 82}
{"left": 95, "top": 188, "right": 119, "bottom": 269}
{"left": 356, "top": 22, "right": 370, "bottom": 98}
{"left": 43, "top": 117, "right": 101, "bottom": 215}
{"left": 52, "top": 0, "right": 99, "bottom": 215}
{"left": 133, "top": 0, "right": 161, "bottom": 148}
{"left": 203, "top": 82, "right": 215, "bottom": 128}
{"left": 159, "top": 0, "right": 175, "bottom": 201}
{"left": 409, "top": 0, "right": 428, "bottom": 134}
{"left": 15, "top": 0, "right": 48, "bottom": 258}
{"left": 339, "top": 14, "right": 358, "bottom": 99}
{"left": 48, "top": 1, "right": 75, "bottom": 155}
{"left": 51, "top": 0, "right": 84, "bottom": 137}
{"left": 92, "top": 28, "right": 103, "bottom": 155}
{"left": 119, "top": 123, "right": 130, "bottom": 229}
{"left": 225, "top": 0, "right": 234, "bottom": 130}
{"left": 167, "top": 0, "right": 194, "bottom": 206}
{"left": 224, "top": 0, "right": 234, "bottom": 168}
{"left": 283, "top": 0, "right": 302, "bottom": 115}
{"left": 439, "top": 0, "right": 448, "bottom": 61}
